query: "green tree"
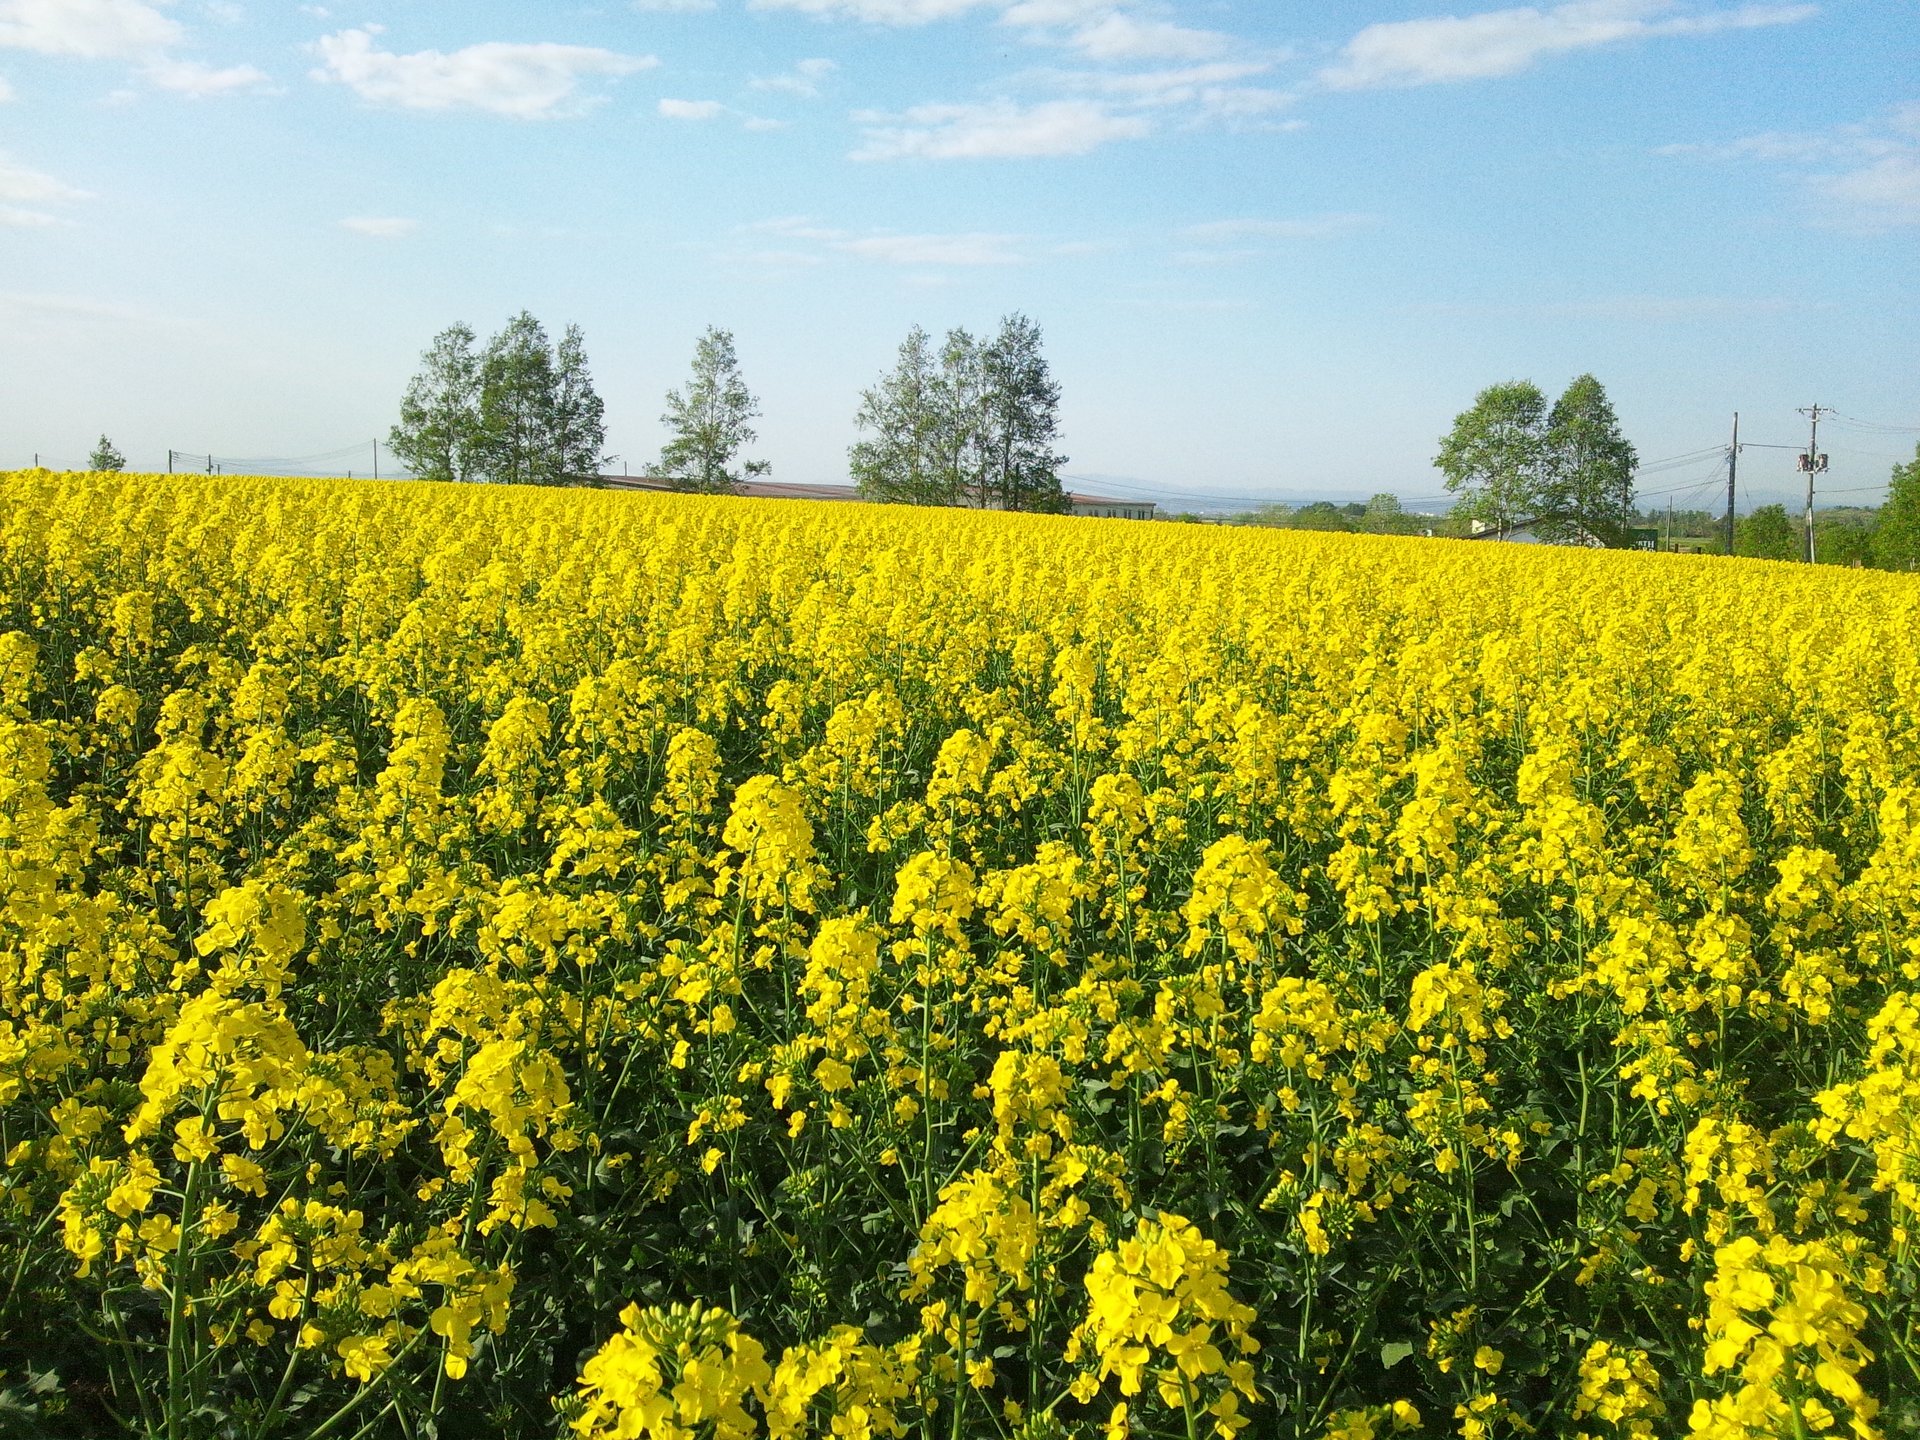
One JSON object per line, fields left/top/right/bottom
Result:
{"left": 933, "top": 327, "right": 987, "bottom": 506}
{"left": 1361, "top": 493, "right": 1406, "bottom": 533}
{"left": 1238, "top": 503, "right": 1293, "bottom": 527}
{"left": 1289, "top": 501, "right": 1354, "bottom": 532}
{"left": 658, "top": 327, "right": 768, "bottom": 494}
{"left": 389, "top": 322, "right": 482, "bottom": 482}
{"left": 549, "top": 323, "right": 608, "bottom": 485}
{"left": 1815, "top": 517, "right": 1872, "bottom": 567}
{"left": 1542, "top": 373, "right": 1637, "bottom": 544}
{"left": 1873, "top": 443, "right": 1920, "bottom": 570}
{"left": 476, "top": 312, "right": 560, "bottom": 486}
{"left": 977, "top": 313, "right": 1068, "bottom": 513}
{"left": 1736, "top": 504, "right": 1799, "bottom": 561}
{"left": 851, "top": 326, "right": 950, "bottom": 504}
{"left": 87, "top": 434, "right": 126, "bottom": 472}
{"left": 1435, "top": 381, "right": 1549, "bottom": 535}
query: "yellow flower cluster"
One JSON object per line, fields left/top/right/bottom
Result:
{"left": 4, "top": 467, "right": 1920, "bottom": 1439}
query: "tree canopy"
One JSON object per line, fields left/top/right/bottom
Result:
{"left": 1736, "top": 503, "right": 1799, "bottom": 561}
{"left": 388, "top": 314, "right": 606, "bottom": 485}
{"left": 852, "top": 314, "right": 1066, "bottom": 512}
{"left": 1875, "top": 443, "right": 1920, "bottom": 571}
{"left": 656, "top": 328, "right": 767, "bottom": 495}
{"left": 87, "top": 435, "right": 126, "bottom": 472}
{"left": 1435, "top": 375, "right": 1637, "bottom": 543}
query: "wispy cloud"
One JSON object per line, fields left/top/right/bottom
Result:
{"left": 631, "top": 0, "right": 717, "bottom": 10}
{"left": 0, "top": 290, "right": 169, "bottom": 323}
{"left": 1182, "top": 214, "right": 1378, "bottom": 244}
{"left": 749, "top": 0, "right": 1286, "bottom": 149}
{"left": 338, "top": 215, "right": 417, "bottom": 238}
{"left": 1663, "top": 102, "right": 1920, "bottom": 230}
{"left": 1057, "top": 12, "right": 1228, "bottom": 62}
{"left": 0, "top": 0, "right": 180, "bottom": 59}
{"left": 1407, "top": 294, "right": 1803, "bottom": 320}
{"left": 1320, "top": 0, "right": 1815, "bottom": 91}
{"left": 1173, "top": 213, "right": 1378, "bottom": 265}
{"left": 839, "top": 231, "right": 1025, "bottom": 264}
{"left": 312, "top": 27, "right": 656, "bottom": 118}
{"left": 853, "top": 96, "right": 1149, "bottom": 159}
{"left": 144, "top": 54, "right": 271, "bottom": 95}
{"left": 659, "top": 96, "right": 726, "bottom": 119}
{"left": 0, "top": 148, "right": 89, "bottom": 227}
{"left": 1038, "top": 58, "right": 1295, "bottom": 129}
{"left": 749, "top": 0, "right": 994, "bottom": 23}
{"left": 739, "top": 215, "right": 1030, "bottom": 266}
{"left": 750, "top": 56, "right": 836, "bottom": 97}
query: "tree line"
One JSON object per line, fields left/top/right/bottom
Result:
{"left": 385, "top": 311, "right": 1068, "bottom": 509}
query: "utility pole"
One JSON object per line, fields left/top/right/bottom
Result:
{"left": 1666, "top": 498, "right": 1673, "bottom": 552}
{"left": 1725, "top": 413, "right": 1738, "bottom": 556}
{"left": 1797, "top": 404, "right": 1830, "bottom": 563}
{"left": 373, "top": 441, "right": 379, "bottom": 481}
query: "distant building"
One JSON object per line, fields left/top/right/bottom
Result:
{"left": 600, "top": 475, "right": 859, "bottom": 502}
{"left": 1466, "top": 517, "right": 1604, "bottom": 547}
{"left": 600, "top": 474, "right": 1158, "bottom": 518}
{"left": 1067, "top": 493, "right": 1158, "bottom": 520}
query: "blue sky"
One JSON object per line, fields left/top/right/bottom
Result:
{"left": 2, "top": 0, "right": 1916, "bottom": 509}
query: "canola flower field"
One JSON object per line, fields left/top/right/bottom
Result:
{"left": 2, "top": 469, "right": 1918, "bottom": 1440}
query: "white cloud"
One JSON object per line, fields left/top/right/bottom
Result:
{"left": 200, "top": 1, "right": 242, "bottom": 22}
{"left": 144, "top": 54, "right": 269, "bottom": 94}
{"left": 1064, "top": 13, "right": 1226, "bottom": 62}
{"left": 0, "top": 150, "right": 88, "bottom": 203}
{"left": 1070, "top": 59, "right": 1273, "bottom": 98}
{"left": 0, "top": 0, "right": 180, "bottom": 59}
{"left": 751, "top": 0, "right": 994, "bottom": 22}
{"left": 339, "top": 215, "right": 417, "bottom": 237}
{"left": 1816, "top": 155, "right": 1920, "bottom": 227}
{"left": 853, "top": 97, "right": 1149, "bottom": 159}
{"left": 659, "top": 96, "right": 726, "bottom": 119}
{"left": 632, "top": 0, "right": 716, "bottom": 9}
{"left": 750, "top": 56, "right": 837, "bottom": 97}
{"left": 998, "top": 0, "right": 1111, "bottom": 25}
{"left": 312, "top": 28, "right": 656, "bottom": 118}
{"left": 1665, "top": 102, "right": 1920, "bottom": 231}
{"left": 0, "top": 149, "right": 88, "bottom": 227}
{"left": 1319, "top": 0, "right": 1815, "bottom": 91}
{"left": 1194, "top": 86, "right": 1298, "bottom": 126}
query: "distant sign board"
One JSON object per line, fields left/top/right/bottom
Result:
{"left": 1630, "top": 528, "right": 1659, "bottom": 552}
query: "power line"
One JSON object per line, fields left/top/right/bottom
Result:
{"left": 1829, "top": 411, "right": 1920, "bottom": 434}
{"left": 166, "top": 441, "right": 402, "bottom": 479}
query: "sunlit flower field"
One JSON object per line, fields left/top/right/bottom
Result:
{"left": 3, "top": 469, "right": 1918, "bottom": 1440}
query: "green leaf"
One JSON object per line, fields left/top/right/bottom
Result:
{"left": 1380, "top": 1341, "right": 1415, "bottom": 1370}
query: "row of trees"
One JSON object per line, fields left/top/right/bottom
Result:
{"left": 1732, "top": 447, "right": 1920, "bottom": 568}
{"left": 1233, "top": 494, "right": 1433, "bottom": 535}
{"left": 850, "top": 315, "right": 1067, "bottom": 512}
{"left": 388, "top": 314, "right": 608, "bottom": 487}
{"left": 386, "top": 313, "right": 1069, "bottom": 507}
{"left": 1436, "top": 375, "right": 1638, "bottom": 543}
